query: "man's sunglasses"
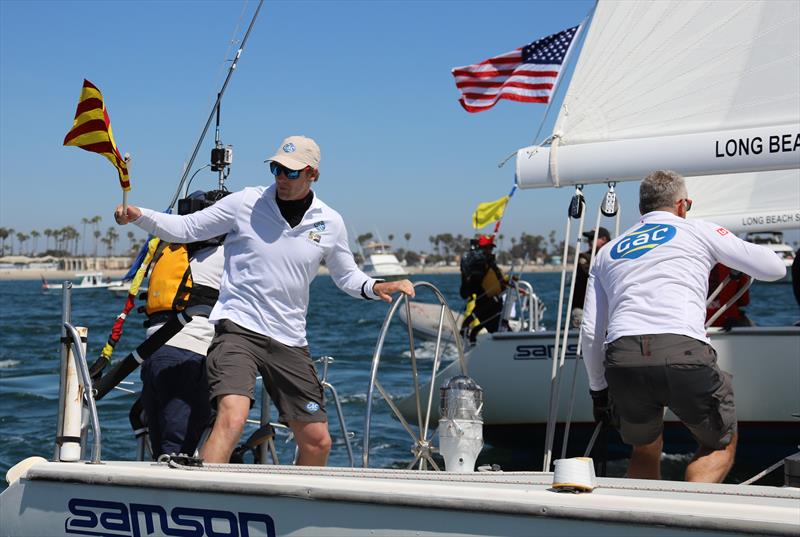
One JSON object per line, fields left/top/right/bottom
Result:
{"left": 269, "top": 162, "right": 308, "bottom": 180}
{"left": 680, "top": 198, "right": 693, "bottom": 212}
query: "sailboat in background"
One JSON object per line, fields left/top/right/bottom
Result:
{"left": 400, "top": 0, "right": 800, "bottom": 456}
{"left": 685, "top": 169, "right": 799, "bottom": 282}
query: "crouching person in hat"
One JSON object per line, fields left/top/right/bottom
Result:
{"left": 115, "top": 135, "right": 414, "bottom": 465}
{"left": 459, "top": 235, "right": 508, "bottom": 343}
{"left": 571, "top": 227, "right": 611, "bottom": 328}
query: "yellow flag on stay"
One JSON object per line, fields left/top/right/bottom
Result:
{"left": 472, "top": 195, "right": 510, "bottom": 229}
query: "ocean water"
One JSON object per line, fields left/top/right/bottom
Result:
{"left": 1, "top": 273, "right": 797, "bottom": 488}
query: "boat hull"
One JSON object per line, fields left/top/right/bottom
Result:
{"left": 1, "top": 460, "right": 797, "bottom": 537}
{"left": 396, "top": 324, "right": 800, "bottom": 457}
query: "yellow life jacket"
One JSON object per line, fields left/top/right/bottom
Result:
{"left": 481, "top": 269, "right": 503, "bottom": 298}
{"left": 145, "top": 243, "right": 192, "bottom": 316}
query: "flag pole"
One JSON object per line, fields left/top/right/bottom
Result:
{"left": 123, "top": 154, "right": 131, "bottom": 212}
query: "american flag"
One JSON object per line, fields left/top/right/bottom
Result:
{"left": 452, "top": 26, "right": 579, "bottom": 113}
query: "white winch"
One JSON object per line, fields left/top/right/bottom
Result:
{"left": 438, "top": 375, "right": 484, "bottom": 472}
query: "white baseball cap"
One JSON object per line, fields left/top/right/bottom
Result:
{"left": 265, "top": 135, "right": 320, "bottom": 170}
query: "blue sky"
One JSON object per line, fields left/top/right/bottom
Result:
{"left": 1, "top": 0, "right": 647, "bottom": 252}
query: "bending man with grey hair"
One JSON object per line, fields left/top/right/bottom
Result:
{"left": 581, "top": 170, "right": 785, "bottom": 482}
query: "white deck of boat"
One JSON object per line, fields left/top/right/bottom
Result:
{"left": 18, "top": 460, "right": 800, "bottom": 535}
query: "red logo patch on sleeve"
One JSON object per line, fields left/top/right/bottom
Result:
{"left": 716, "top": 227, "right": 729, "bottom": 236}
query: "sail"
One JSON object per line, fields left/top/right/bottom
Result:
{"left": 516, "top": 0, "right": 800, "bottom": 188}
{"left": 686, "top": 169, "right": 800, "bottom": 232}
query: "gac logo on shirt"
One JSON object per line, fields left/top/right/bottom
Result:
{"left": 610, "top": 224, "right": 676, "bottom": 260}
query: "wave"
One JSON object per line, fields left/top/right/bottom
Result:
{"left": 0, "top": 359, "right": 21, "bottom": 369}
{"left": 400, "top": 340, "right": 458, "bottom": 360}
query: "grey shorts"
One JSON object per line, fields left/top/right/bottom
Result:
{"left": 206, "top": 319, "right": 326, "bottom": 424}
{"left": 604, "top": 334, "right": 736, "bottom": 450}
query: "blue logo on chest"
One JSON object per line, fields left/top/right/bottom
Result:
{"left": 610, "top": 224, "right": 676, "bottom": 260}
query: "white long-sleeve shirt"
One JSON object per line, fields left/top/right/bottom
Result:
{"left": 134, "top": 184, "right": 380, "bottom": 347}
{"left": 581, "top": 211, "right": 786, "bottom": 391}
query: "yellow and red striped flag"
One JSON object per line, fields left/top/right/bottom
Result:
{"left": 63, "top": 79, "right": 130, "bottom": 191}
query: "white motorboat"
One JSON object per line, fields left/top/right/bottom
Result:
{"left": 108, "top": 281, "right": 148, "bottom": 297}
{"left": 41, "top": 271, "right": 120, "bottom": 291}
{"left": 360, "top": 241, "right": 408, "bottom": 280}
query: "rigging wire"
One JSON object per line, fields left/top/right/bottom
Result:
{"left": 167, "top": 0, "right": 264, "bottom": 211}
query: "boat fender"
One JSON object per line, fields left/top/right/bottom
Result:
{"left": 552, "top": 457, "right": 596, "bottom": 492}
{"left": 5, "top": 456, "right": 47, "bottom": 485}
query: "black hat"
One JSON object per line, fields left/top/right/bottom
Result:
{"left": 583, "top": 227, "right": 611, "bottom": 240}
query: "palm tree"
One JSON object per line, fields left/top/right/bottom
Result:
{"left": 101, "top": 236, "right": 112, "bottom": 257}
{"left": 7, "top": 228, "right": 14, "bottom": 255}
{"left": 44, "top": 229, "right": 52, "bottom": 252}
{"left": 91, "top": 216, "right": 102, "bottom": 256}
{"left": 31, "top": 230, "right": 40, "bottom": 255}
{"left": 356, "top": 232, "right": 373, "bottom": 246}
{"left": 387, "top": 233, "right": 394, "bottom": 244}
{"left": 81, "top": 217, "right": 91, "bottom": 256}
{"left": 16, "top": 232, "right": 27, "bottom": 256}
{"left": 105, "top": 227, "right": 119, "bottom": 256}
{"left": 60, "top": 226, "right": 79, "bottom": 256}
{"left": 110, "top": 228, "right": 119, "bottom": 255}
{"left": 0, "top": 228, "right": 8, "bottom": 255}
{"left": 127, "top": 231, "right": 135, "bottom": 252}
{"left": 404, "top": 232, "right": 411, "bottom": 251}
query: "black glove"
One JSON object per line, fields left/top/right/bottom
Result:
{"left": 88, "top": 356, "right": 108, "bottom": 385}
{"left": 590, "top": 388, "right": 614, "bottom": 426}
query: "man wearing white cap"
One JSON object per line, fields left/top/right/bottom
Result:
{"left": 115, "top": 135, "right": 414, "bottom": 465}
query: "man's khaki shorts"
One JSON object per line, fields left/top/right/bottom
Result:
{"left": 604, "top": 334, "right": 736, "bottom": 450}
{"left": 206, "top": 319, "right": 326, "bottom": 424}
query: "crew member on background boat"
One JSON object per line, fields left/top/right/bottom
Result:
{"left": 140, "top": 222, "right": 224, "bottom": 459}
{"left": 459, "top": 235, "right": 507, "bottom": 343}
{"left": 705, "top": 264, "right": 752, "bottom": 328}
{"left": 581, "top": 170, "right": 786, "bottom": 482}
{"left": 570, "top": 226, "right": 610, "bottom": 327}
{"left": 115, "top": 135, "right": 414, "bottom": 466}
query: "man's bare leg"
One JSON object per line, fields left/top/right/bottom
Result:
{"left": 200, "top": 394, "right": 250, "bottom": 463}
{"left": 685, "top": 433, "right": 737, "bottom": 483}
{"left": 290, "top": 421, "right": 331, "bottom": 466}
{"left": 626, "top": 435, "right": 663, "bottom": 480}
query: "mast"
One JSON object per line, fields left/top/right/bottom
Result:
{"left": 167, "top": 0, "right": 264, "bottom": 209}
